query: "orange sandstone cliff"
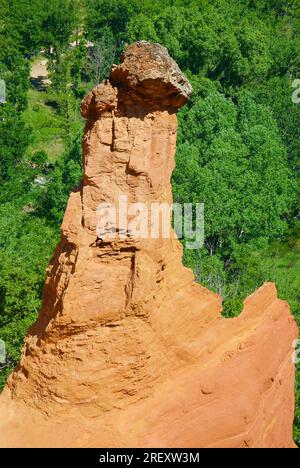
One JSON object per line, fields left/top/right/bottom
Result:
{"left": 0, "top": 42, "right": 298, "bottom": 448}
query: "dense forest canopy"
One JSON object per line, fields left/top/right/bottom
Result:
{"left": 0, "top": 0, "right": 299, "bottom": 443}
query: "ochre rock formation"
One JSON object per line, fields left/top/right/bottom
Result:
{"left": 0, "top": 42, "right": 298, "bottom": 448}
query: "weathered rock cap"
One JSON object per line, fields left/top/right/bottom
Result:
{"left": 81, "top": 41, "right": 193, "bottom": 118}
{"left": 110, "top": 41, "right": 193, "bottom": 108}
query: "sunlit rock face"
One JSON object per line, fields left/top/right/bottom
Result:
{"left": 0, "top": 42, "right": 297, "bottom": 448}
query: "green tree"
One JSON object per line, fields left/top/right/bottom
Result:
{"left": 173, "top": 89, "right": 292, "bottom": 259}
{"left": 36, "top": 131, "right": 83, "bottom": 224}
{"left": 0, "top": 105, "right": 31, "bottom": 181}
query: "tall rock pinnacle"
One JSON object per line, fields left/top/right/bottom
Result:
{"left": 0, "top": 42, "right": 298, "bottom": 448}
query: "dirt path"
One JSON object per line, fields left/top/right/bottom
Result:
{"left": 30, "top": 58, "right": 51, "bottom": 90}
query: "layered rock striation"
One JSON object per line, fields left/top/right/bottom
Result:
{"left": 0, "top": 41, "right": 298, "bottom": 448}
